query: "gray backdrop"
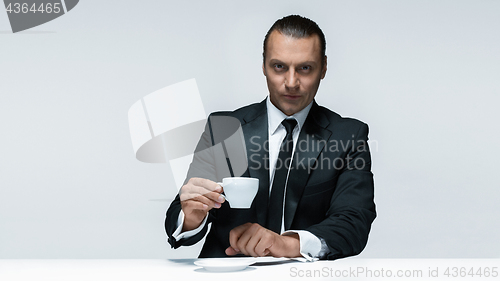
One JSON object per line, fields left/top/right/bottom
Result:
{"left": 1, "top": 0, "right": 499, "bottom": 258}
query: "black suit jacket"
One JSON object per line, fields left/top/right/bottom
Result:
{"left": 165, "top": 99, "right": 376, "bottom": 260}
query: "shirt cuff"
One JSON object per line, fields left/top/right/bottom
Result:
{"left": 171, "top": 210, "right": 208, "bottom": 241}
{"left": 282, "top": 230, "right": 329, "bottom": 259}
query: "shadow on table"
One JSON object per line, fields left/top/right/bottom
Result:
{"left": 194, "top": 267, "right": 257, "bottom": 273}
{"left": 167, "top": 258, "right": 298, "bottom": 266}
{"left": 167, "top": 259, "right": 197, "bottom": 265}
{"left": 251, "top": 259, "right": 296, "bottom": 266}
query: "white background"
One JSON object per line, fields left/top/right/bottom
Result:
{"left": 0, "top": 0, "right": 499, "bottom": 258}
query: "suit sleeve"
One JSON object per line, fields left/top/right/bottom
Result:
{"left": 306, "top": 123, "right": 376, "bottom": 260}
{"left": 164, "top": 117, "right": 219, "bottom": 248}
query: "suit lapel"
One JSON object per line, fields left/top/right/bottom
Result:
{"left": 284, "top": 102, "right": 332, "bottom": 230}
{"left": 241, "top": 100, "right": 270, "bottom": 226}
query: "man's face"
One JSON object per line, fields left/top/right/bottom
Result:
{"left": 263, "top": 30, "right": 327, "bottom": 116}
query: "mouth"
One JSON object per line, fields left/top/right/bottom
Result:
{"left": 283, "top": 95, "right": 301, "bottom": 100}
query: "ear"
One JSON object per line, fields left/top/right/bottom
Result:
{"left": 321, "top": 55, "right": 327, "bottom": 79}
{"left": 262, "top": 63, "right": 267, "bottom": 76}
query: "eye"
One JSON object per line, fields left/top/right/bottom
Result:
{"left": 299, "top": 65, "right": 311, "bottom": 72}
{"left": 273, "top": 64, "right": 286, "bottom": 71}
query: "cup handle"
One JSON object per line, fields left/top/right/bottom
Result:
{"left": 216, "top": 182, "right": 227, "bottom": 201}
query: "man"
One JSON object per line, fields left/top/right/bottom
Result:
{"left": 165, "top": 15, "right": 376, "bottom": 260}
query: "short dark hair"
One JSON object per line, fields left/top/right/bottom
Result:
{"left": 263, "top": 15, "right": 326, "bottom": 65}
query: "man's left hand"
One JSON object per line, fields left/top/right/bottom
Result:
{"left": 225, "top": 223, "right": 301, "bottom": 258}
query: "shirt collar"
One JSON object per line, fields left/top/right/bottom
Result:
{"left": 266, "top": 97, "right": 313, "bottom": 136}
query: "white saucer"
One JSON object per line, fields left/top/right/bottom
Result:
{"left": 194, "top": 258, "right": 255, "bottom": 272}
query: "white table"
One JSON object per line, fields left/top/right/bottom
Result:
{"left": 0, "top": 258, "right": 498, "bottom": 280}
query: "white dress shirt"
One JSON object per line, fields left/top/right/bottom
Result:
{"left": 172, "top": 98, "right": 329, "bottom": 259}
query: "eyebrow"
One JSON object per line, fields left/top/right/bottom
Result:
{"left": 268, "top": 59, "right": 318, "bottom": 66}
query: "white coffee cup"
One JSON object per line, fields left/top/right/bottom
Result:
{"left": 218, "top": 177, "right": 259, "bottom": 209}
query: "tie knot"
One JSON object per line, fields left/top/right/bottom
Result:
{"left": 281, "top": 118, "right": 297, "bottom": 135}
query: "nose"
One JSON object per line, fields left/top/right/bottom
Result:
{"left": 284, "top": 70, "right": 299, "bottom": 89}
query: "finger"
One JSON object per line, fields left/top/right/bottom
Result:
{"left": 235, "top": 224, "right": 260, "bottom": 256}
{"left": 185, "top": 184, "right": 214, "bottom": 198}
{"left": 189, "top": 178, "right": 222, "bottom": 193}
{"left": 243, "top": 225, "right": 270, "bottom": 257}
{"left": 225, "top": 246, "right": 239, "bottom": 256}
{"left": 180, "top": 183, "right": 224, "bottom": 204}
{"left": 203, "top": 191, "right": 225, "bottom": 204}
{"left": 181, "top": 190, "right": 223, "bottom": 205}
{"left": 181, "top": 200, "right": 208, "bottom": 213}
{"left": 254, "top": 232, "right": 274, "bottom": 257}
{"left": 244, "top": 235, "right": 260, "bottom": 257}
{"left": 181, "top": 184, "right": 223, "bottom": 204}
{"left": 229, "top": 223, "right": 252, "bottom": 253}
{"left": 181, "top": 194, "right": 222, "bottom": 210}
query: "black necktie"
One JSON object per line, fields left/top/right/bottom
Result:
{"left": 266, "top": 118, "right": 297, "bottom": 233}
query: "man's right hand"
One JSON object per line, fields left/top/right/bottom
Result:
{"left": 180, "top": 177, "right": 225, "bottom": 232}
